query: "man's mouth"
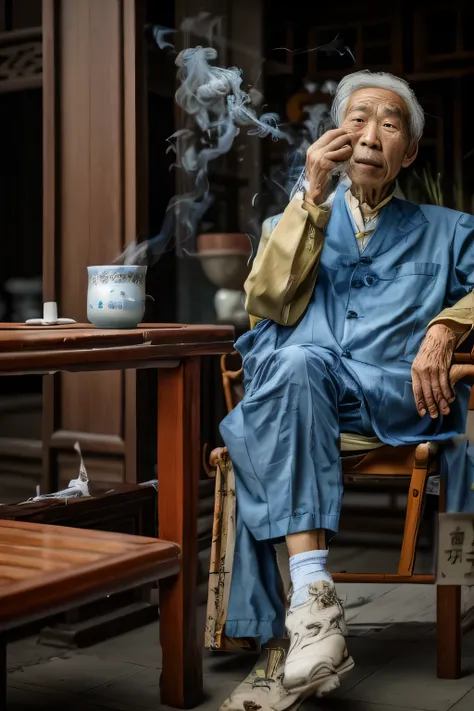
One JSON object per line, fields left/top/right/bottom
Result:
{"left": 354, "top": 156, "right": 383, "bottom": 168}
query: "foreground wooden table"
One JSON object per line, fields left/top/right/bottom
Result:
{"left": 0, "top": 519, "right": 180, "bottom": 706}
{"left": 0, "top": 323, "right": 234, "bottom": 708}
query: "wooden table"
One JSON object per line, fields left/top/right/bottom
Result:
{"left": 0, "top": 519, "right": 180, "bottom": 707}
{"left": 0, "top": 323, "right": 234, "bottom": 709}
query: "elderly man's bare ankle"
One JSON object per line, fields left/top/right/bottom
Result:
{"left": 286, "top": 529, "right": 326, "bottom": 555}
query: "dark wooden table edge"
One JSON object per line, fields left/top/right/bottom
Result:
{"left": 0, "top": 549, "right": 180, "bottom": 632}
{"left": 0, "top": 340, "right": 235, "bottom": 374}
{"left": 0, "top": 323, "right": 235, "bottom": 351}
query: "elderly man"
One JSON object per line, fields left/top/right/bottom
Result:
{"left": 216, "top": 70, "right": 474, "bottom": 709}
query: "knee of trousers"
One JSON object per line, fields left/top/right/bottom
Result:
{"left": 271, "top": 345, "right": 332, "bottom": 389}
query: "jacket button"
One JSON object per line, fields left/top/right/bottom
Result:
{"left": 346, "top": 310, "right": 358, "bottom": 319}
{"left": 341, "top": 350, "right": 352, "bottom": 358}
{"left": 364, "top": 274, "right": 376, "bottom": 286}
{"left": 351, "top": 279, "right": 364, "bottom": 288}
{"left": 360, "top": 256, "right": 372, "bottom": 264}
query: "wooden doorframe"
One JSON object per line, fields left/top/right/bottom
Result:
{"left": 42, "top": 0, "right": 148, "bottom": 489}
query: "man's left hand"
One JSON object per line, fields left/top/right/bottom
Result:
{"left": 411, "top": 324, "right": 457, "bottom": 418}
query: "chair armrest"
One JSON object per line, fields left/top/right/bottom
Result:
{"left": 451, "top": 351, "right": 474, "bottom": 385}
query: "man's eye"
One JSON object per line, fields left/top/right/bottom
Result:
{"left": 352, "top": 118, "right": 363, "bottom": 123}
{"left": 384, "top": 123, "right": 395, "bottom": 129}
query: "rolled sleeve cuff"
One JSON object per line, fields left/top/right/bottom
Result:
{"left": 292, "top": 190, "right": 331, "bottom": 228}
{"left": 428, "top": 315, "right": 473, "bottom": 346}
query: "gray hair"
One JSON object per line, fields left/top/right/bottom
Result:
{"left": 331, "top": 70, "right": 425, "bottom": 143}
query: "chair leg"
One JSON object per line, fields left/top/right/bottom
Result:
{"left": 437, "top": 585, "right": 462, "bottom": 679}
{"left": 397, "top": 443, "right": 429, "bottom": 577}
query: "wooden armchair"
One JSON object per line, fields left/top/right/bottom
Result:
{"left": 205, "top": 350, "right": 474, "bottom": 679}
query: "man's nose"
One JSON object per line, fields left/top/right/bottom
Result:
{"left": 359, "top": 122, "right": 381, "bottom": 150}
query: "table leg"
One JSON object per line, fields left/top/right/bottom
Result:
{"left": 436, "top": 480, "right": 462, "bottom": 680}
{"left": 0, "top": 635, "right": 6, "bottom": 710}
{"left": 158, "top": 358, "right": 203, "bottom": 708}
{"left": 437, "top": 585, "right": 462, "bottom": 679}
{"left": 42, "top": 374, "right": 60, "bottom": 492}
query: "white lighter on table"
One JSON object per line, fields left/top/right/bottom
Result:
{"left": 25, "top": 301, "right": 76, "bottom": 326}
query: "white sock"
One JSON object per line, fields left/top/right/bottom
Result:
{"left": 289, "top": 550, "right": 332, "bottom": 607}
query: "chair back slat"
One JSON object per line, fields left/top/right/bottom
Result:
{"left": 221, "top": 352, "right": 244, "bottom": 414}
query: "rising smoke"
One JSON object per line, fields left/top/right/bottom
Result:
{"left": 115, "top": 17, "right": 289, "bottom": 265}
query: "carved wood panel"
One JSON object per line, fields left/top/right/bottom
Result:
{"left": 0, "top": 27, "right": 42, "bottom": 93}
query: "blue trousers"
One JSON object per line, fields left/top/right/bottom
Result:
{"left": 220, "top": 344, "right": 373, "bottom": 640}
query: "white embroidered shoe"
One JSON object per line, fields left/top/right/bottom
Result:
{"left": 282, "top": 580, "right": 354, "bottom": 697}
{"left": 219, "top": 641, "right": 306, "bottom": 711}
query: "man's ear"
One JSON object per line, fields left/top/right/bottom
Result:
{"left": 402, "top": 140, "right": 419, "bottom": 169}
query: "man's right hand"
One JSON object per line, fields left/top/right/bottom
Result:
{"left": 305, "top": 128, "right": 353, "bottom": 205}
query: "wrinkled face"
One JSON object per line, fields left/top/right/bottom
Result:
{"left": 341, "top": 87, "right": 418, "bottom": 191}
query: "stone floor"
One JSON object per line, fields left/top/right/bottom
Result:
{"left": 6, "top": 578, "right": 474, "bottom": 711}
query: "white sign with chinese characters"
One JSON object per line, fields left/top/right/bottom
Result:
{"left": 437, "top": 513, "right": 474, "bottom": 586}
